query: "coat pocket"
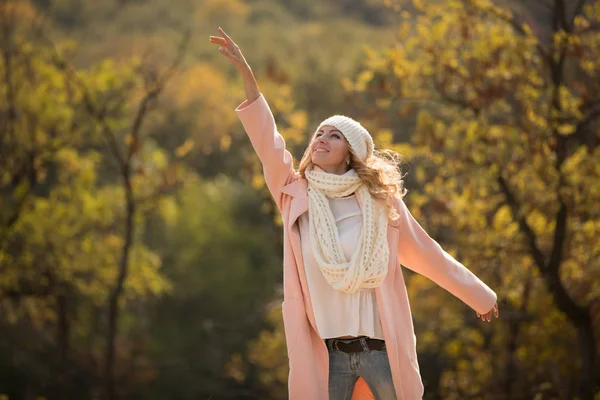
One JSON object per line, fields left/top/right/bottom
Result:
{"left": 281, "top": 297, "right": 301, "bottom": 358}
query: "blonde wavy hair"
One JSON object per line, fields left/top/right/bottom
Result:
{"left": 298, "top": 144, "right": 408, "bottom": 221}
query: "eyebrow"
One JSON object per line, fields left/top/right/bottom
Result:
{"left": 317, "top": 129, "right": 343, "bottom": 134}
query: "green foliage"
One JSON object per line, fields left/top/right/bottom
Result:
{"left": 134, "top": 178, "right": 282, "bottom": 398}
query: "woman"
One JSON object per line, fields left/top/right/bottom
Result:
{"left": 209, "top": 27, "right": 499, "bottom": 400}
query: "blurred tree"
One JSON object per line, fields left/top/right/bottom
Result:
{"left": 0, "top": 2, "right": 190, "bottom": 399}
{"left": 346, "top": 0, "right": 600, "bottom": 398}
{"left": 47, "top": 25, "right": 189, "bottom": 400}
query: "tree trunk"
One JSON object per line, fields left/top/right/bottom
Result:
{"left": 104, "top": 174, "right": 135, "bottom": 400}
{"left": 576, "top": 314, "right": 598, "bottom": 400}
{"left": 504, "top": 274, "right": 532, "bottom": 399}
{"left": 53, "top": 292, "right": 69, "bottom": 400}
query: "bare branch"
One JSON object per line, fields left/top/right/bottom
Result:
{"left": 128, "top": 31, "right": 189, "bottom": 161}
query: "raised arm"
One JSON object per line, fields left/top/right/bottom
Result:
{"left": 235, "top": 92, "right": 296, "bottom": 211}
{"left": 210, "top": 28, "right": 296, "bottom": 211}
{"left": 394, "top": 196, "right": 497, "bottom": 316}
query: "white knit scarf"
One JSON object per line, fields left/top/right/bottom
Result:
{"left": 305, "top": 166, "right": 390, "bottom": 293}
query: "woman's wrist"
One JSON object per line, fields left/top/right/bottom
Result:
{"left": 241, "top": 67, "right": 260, "bottom": 104}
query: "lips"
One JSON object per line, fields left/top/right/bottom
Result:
{"left": 314, "top": 147, "right": 329, "bottom": 153}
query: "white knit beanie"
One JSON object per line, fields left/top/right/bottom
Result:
{"left": 316, "top": 115, "right": 374, "bottom": 161}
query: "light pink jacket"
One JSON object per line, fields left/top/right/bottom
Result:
{"left": 235, "top": 93, "right": 497, "bottom": 400}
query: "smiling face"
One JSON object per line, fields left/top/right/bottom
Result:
{"left": 310, "top": 125, "right": 351, "bottom": 175}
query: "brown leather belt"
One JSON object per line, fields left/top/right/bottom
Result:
{"left": 325, "top": 336, "right": 386, "bottom": 353}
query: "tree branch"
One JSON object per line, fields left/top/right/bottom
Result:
{"left": 103, "top": 31, "right": 189, "bottom": 400}
{"left": 127, "top": 30, "right": 189, "bottom": 162}
{"left": 496, "top": 176, "right": 547, "bottom": 273}
{"left": 548, "top": 201, "right": 567, "bottom": 274}
{"left": 555, "top": 0, "right": 569, "bottom": 32}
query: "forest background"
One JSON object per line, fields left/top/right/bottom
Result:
{"left": 1, "top": 0, "right": 599, "bottom": 399}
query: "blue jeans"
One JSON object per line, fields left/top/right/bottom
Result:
{"left": 327, "top": 343, "right": 397, "bottom": 399}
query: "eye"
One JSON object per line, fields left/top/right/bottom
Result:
{"left": 315, "top": 133, "right": 322, "bottom": 138}
{"left": 332, "top": 134, "right": 340, "bottom": 139}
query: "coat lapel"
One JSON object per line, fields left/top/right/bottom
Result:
{"left": 281, "top": 178, "right": 322, "bottom": 336}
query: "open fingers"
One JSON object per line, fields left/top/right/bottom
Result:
{"left": 209, "top": 36, "right": 227, "bottom": 46}
{"left": 209, "top": 36, "right": 234, "bottom": 58}
{"left": 218, "top": 27, "right": 237, "bottom": 48}
{"left": 477, "top": 311, "right": 491, "bottom": 322}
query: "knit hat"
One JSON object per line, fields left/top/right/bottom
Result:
{"left": 316, "top": 115, "right": 374, "bottom": 161}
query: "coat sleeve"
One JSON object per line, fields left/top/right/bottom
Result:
{"left": 235, "top": 93, "right": 296, "bottom": 211}
{"left": 394, "top": 196, "right": 497, "bottom": 315}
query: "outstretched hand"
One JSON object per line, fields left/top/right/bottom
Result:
{"left": 209, "top": 27, "right": 250, "bottom": 73}
{"left": 477, "top": 302, "right": 499, "bottom": 323}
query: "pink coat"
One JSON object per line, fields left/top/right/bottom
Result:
{"left": 235, "top": 94, "right": 497, "bottom": 400}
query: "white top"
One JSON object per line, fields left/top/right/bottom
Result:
{"left": 298, "top": 194, "right": 385, "bottom": 340}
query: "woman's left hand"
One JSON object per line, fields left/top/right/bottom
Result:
{"left": 477, "top": 302, "right": 499, "bottom": 323}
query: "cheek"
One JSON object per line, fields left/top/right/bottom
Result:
{"left": 330, "top": 142, "right": 349, "bottom": 161}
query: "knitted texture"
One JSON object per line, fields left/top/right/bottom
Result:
{"left": 305, "top": 166, "right": 390, "bottom": 293}
{"left": 317, "top": 115, "right": 374, "bottom": 161}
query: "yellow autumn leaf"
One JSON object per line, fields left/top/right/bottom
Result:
{"left": 220, "top": 135, "right": 232, "bottom": 151}
{"left": 557, "top": 124, "right": 575, "bottom": 135}
{"left": 175, "top": 138, "right": 195, "bottom": 158}
{"left": 251, "top": 173, "right": 265, "bottom": 190}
